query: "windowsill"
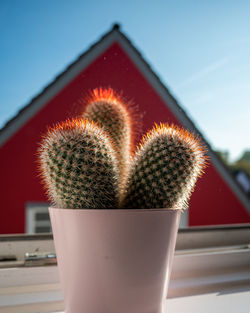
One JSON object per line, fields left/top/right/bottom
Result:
{"left": 1, "top": 225, "right": 250, "bottom": 313}
{"left": 48, "top": 285, "right": 250, "bottom": 313}
{"left": 1, "top": 245, "right": 250, "bottom": 313}
{"left": 166, "top": 285, "right": 250, "bottom": 313}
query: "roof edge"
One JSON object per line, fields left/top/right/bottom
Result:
{"left": 114, "top": 30, "right": 250, "bottom": 212}
{"left": 0, "top": 24, "right": 120, "bottom": 147}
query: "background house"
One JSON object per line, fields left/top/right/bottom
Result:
{"left": 0, "top": 25, "right": 250, "bottom": 234}
{"left": 233, "top": 169, "right": 250, "bottom": 196}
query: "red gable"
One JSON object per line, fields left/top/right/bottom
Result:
{"left": 0, "top": 26, "right": 249, "bottom": 234}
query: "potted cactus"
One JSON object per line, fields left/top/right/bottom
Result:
{"left": 38, "top": 88, "right": 206, "bottom": 313}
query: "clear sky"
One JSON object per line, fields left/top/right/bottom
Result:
{"left": 0, "top": 0, "right": 250, "bottom": 161}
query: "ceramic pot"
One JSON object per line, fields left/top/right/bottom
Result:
{"left": 49, "top": 207, "right": 180, "bottom": 313}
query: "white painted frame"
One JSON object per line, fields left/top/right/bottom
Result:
{"left": 1, "top": 230, "right": 250, "bottom": 312}
{"left": 26, "top": 203, "right": 51, "bottom": 234}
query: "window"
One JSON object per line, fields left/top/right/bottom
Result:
{"left": 26, "top": 203, "right": 51, "bottom": 234}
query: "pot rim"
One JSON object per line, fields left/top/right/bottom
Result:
{"left": 49, "top": 206, "right": 182, "bottom": 213}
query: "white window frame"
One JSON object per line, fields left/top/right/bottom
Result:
{"left": 26, "top": 203, "right": 51, "bottom": 234}
{"left": 0, "top": 225, "right": 250, "bottom": 313}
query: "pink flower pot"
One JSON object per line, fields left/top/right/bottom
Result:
{"left": 49, "top": 207, "right": 180, "bottom": 313}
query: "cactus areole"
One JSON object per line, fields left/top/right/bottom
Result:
{"left": 121, "top": 123, "right": 207, "bottom": 210}
{"left": 38, "top": 118, "right": 119, "bottom": 209}
{"left": 38, "top": 88, "right": 207, "bottom": 210}
{"left": 82, "top": 88, "right": 135, "bottom": 194}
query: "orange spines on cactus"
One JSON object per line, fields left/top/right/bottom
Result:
{"left": 37, "top": 86, "right": 208, "bottom": 211}
{"left": 121, "top": 123, "right": 207, "bottom": 210}
{"left": 83, "top": 88, "right": 135, "bottom": 193}
{"left": 38, "top": 118, "right": 119, "bottom": 209}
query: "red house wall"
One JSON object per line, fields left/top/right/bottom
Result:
{"left": 0, "top": 43, "right": 249, "bottom": 234}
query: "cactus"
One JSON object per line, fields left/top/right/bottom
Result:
{"left": 82, "top": 88, "right": 136, "bottom": 194}
{"left": 38, "top": 87, "right": 207, "bottom": 211}
{"left": 120, "top": 123, "right": 207, "bottom": 210}
{"left": 38, "top": 118, "right": 119, "bottom": 209}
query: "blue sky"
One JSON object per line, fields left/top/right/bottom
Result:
{"left": 0, "top": 0, "right": 250, "bottom": 161}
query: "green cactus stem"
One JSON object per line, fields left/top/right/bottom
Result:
{"left": 82, "top": 88, "right": 137, "bottom": 195}
{"left": 120, "top": 123, "right": 207, "bottom": 210}
{"left": 38, "top": 118, "right": 119, "bottom": 209}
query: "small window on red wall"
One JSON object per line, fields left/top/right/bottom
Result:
{"left": 26, "top": 203, "right": 51, "bottom": 234}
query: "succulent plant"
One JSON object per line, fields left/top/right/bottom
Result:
{"left": 120, "top": 123, "right": 207, "bottom": 210}
{"left": 38, "top": 86, "right": 207, "bottom": 211}
{"left": 82, "top": 88, "right": 135, "bottom": 193}
{"left": 38, "top": 118, "right": 119, "bottom": 209}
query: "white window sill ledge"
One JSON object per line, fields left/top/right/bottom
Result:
{"left": 1, "top": 245, "right": 250, "bottom": 313}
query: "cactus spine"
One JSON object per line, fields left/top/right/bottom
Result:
{"left": 121, "top": 123, "right": 207, "bottom": 210}
{"left": 83, "top": 88, "right": 134, "bottom": 194}
{"left": 38, "top": 87, "right": 207, "bottom": 211}
{"left": 38, "top": 118, "right": 119, "bottom": 209}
